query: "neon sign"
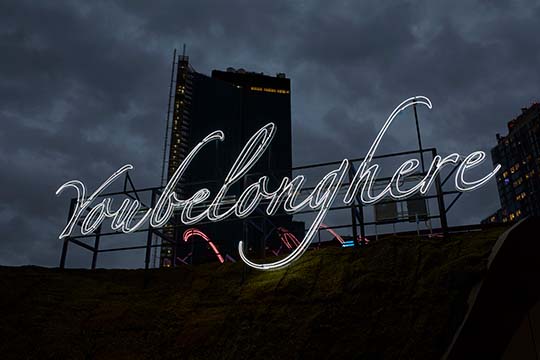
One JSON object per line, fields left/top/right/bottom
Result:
{"left": 56, "top": 96, "right": 501, "bottom": 270}
{"left": 183, "top": 228, "right": 225, "bottom": 264}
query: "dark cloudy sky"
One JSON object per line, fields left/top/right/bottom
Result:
{"left": 1, "top": 0, "right": 539, "bottom": 268}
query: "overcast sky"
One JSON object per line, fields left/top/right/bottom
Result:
{"left": 1, "top": 0, "right": 539, "bottom": 268}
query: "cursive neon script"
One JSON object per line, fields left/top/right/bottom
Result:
{"left": 56, "top": 96, "right": 501, "bottom": 270}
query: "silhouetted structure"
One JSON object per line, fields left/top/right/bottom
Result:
{"left": 484, "top": 103, "right": 540, "bottom": 224}
{"left": 161, "top": 54, "right": 292, "bottom": 266}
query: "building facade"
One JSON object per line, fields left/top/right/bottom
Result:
{"left": 485, "top": 103, "right": 540, "bottom": 224}
{"left": 161, "top": 55, "right": 293, "bottom": 267}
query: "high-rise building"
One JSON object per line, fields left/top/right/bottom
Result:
{"left": 484, "top": 103, "right": 540, "bottom": 224}
{"left": 160, "top": 54, "right": 293, "bottom": 266}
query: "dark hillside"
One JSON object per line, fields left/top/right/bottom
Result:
{"left": 0, "top": 227, "right": 506, "bottom": 359}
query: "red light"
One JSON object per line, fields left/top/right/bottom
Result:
{"left": 182, "top": 228, "right": 225, "bottom": 263}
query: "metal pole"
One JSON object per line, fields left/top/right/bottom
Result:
{"left": 59, "top": 198, "right": 76, "bottom": 269}
{"left": 241, "top": 220, "right": 248, "bottom": 284}
{"left": 351, "top": 203, "right": 358, "bottom": 247}
{"left": 173, "top": 221, "right": 178, "bottom": 268}
{"left": 59, "top": 239, "right": 69, "bottom": 269}
{"left": 241, "top": 175, "right": 249, "bottom": 282}
{"left": 413, "top": 101, "right": 425, "bottom": 173}
{"left": 91, "top": 225, "right": 101, "bottom": 270}
{"left": 433, "top": 149, "right": 449, "bottom": 237}
{"left": 261, "top": 218, "right": 266, "bottom": 259}
{"left": 145, "top": 190, "right": 156, "bottom": 271}
{"left": 348, "top": 166, "right": 358, "bottom": 247}
{"left": 145, "top": 228, "right": 153, "bottom": 270}
{"left": 144, "top": 229, "right": 154, "bottom": 287}
{"left": 143, "top": 192, "right": 157, "bottom": 288}
{"left": 359, "top": 204, "right": 366, "bottom": 244}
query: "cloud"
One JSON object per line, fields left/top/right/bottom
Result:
{"left": 1, "top": 0, "right": 538, "bottom": 267}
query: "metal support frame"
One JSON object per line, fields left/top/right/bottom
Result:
{"left": 58, "top": 145, "right": 465, "bottom": 270}
{"left": 91, "top": 225, "right": 101, "bottom": 270}
{"left": 291, "top": 147, "right": 453, "bottom": 243}
{"left": 432, "top": 148, "right": 449, "bottom": 237}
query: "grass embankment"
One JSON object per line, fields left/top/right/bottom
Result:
{"left": 0, "top": 227, "right": 507, "bottom": 359}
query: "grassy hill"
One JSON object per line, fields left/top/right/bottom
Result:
{"left": 0, "top": 226, "right": 507, "bottom": 359}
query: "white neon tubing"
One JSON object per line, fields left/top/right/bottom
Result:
{"left": 180, "top": 189, "right": 211, "bottom": 225}
{"left": 150, "top": 130, "right": 224, "bottom": 228}
{"left": 455, "top": 151, "right": 501, "bottom": 191}
{"left": 344, "top": 96, "right": 433, "bottom": 205}
{"left": 56, "top": 164, "right": 133, "bottom": 239}
{"left": 207, "top": 123, "right": 276, "bottom": 221}
{"left": 80, "top": 199, "right": 109, "bottom": 235}
{"left": 238, "top": 159, "right": 349, "bottom": 270}
{"left": 56, "top": 95, "right": 502, "bottom": 271}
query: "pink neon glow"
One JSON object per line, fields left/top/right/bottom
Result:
{"left": 319, "top": 223, "right": 344, "bottom": 244}
{"left": 277, "top": 227, "right": 300, "bottom": 249}
{"left": 277, "top": 224, "right": 370, "bottom": 249}
{"left": 182, "top": 228, "right": 225, "bottom": 263}
{"left": 318, "top": 224, "right": 371, "bottom": 245}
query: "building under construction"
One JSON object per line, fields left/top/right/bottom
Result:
{"left": 160, "top": 51, "right": 294, "bottom": 267}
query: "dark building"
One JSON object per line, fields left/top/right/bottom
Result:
{"left": 161, "top": 54, "right": 293, "bottom": 267}
{"left": 484, "top": 103, "right": 540, "bottom": 224}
